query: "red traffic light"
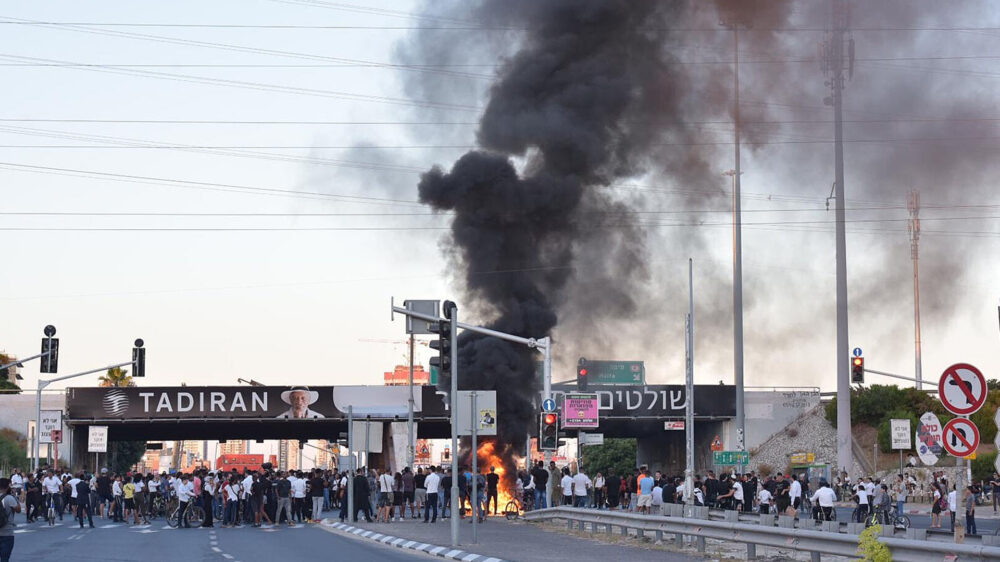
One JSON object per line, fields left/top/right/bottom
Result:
{"left": 578, "top": 368, "right": 587, "bottom": 376}
{"left": 544, "top": 413, "right": 557, "bottom": 425}
{"left": 853, "top": 357, "right": 863, "bottom": 367}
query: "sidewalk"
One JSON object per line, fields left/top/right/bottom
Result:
{"left": 321, "top": 515, "right": 698, "bottom": 562}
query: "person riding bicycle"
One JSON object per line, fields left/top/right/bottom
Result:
{"left": 810, "top": 481, "right": 837, "bottom": 521}
{"left": 41, "top": 470, "right": 62, "bottom": 522}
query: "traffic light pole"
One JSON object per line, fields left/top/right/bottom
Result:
{"left": 33, "top": 360, "right": 133, "bottom": 471}
{"left": 392, "top": 300, "right": 553, "bottom": 546}
{"left": 347, "top": 405, "right": 355, "bottom": 521}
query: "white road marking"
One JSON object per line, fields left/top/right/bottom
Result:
{"left": 212, "top": 547, "right": 222, "bottom": 553}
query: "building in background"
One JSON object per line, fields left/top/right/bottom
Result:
{"left": 278, "top": 439, "right": 300, "bottom": 472}
{"left": 217, "top": 454, "right": 276, "bottom": 473}
{"left": 383, "top": 365, "right": 430, "bottom": 386}
{"left": 134, "top": 449, "right": 161, "bottom": 473}
{"left": 313, "top": 439, "right": 330, "bottom": 469}
{"left": 219, "top": 440, "right": 247, "bottom": 456}
{"left": 0, "top": 352, "right": 23, "bottom": 390}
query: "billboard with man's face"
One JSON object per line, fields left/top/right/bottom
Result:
{"left": 65, "top": 385, "right": 449, "bottom": 421}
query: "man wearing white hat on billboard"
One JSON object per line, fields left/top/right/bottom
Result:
{"left": 276, "top": 387, "right": 325, "bottom": 419}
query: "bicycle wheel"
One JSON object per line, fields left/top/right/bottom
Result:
{"left": 188, "top": 506, "right": 205, "bottom": 527}
{"left": 214, "top": 502, "right": 224, "bottom": 521}
{"left": 894, "top": 515, "right": 911, "bottom": 529}
{"left": 504, "top": 500, "right": 519, "bottom": 521}
{"left": 166, "top": 509, "right": 180, "bottom": 528}
{"left": 851, "top": 508, "right": 862, "bottom": 522}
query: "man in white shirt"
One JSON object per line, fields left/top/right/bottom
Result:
{"left": 854, "top": 484, "right": 869, "bottom": 521}
{"left": 560, "top": 469, "right": 573, "bottom": 506}
{"left": 377, "top": 469, "right": 393, "bottom": 523}
{"left": 9, "top": 470, "right": 23, "bottom": 501}
{"left": 42, "top": 471, "right": 63, "bottom": 521}
{"left": 810, "top": 481, "right": 837, "bottom": 521}
{"left": 290, "top": 471, "right": 307, "bottom": 523}
{"left": 789, "top": 476, "right": 802, "bottom": 516}
{"left": 651, "top": 484, "right": 664, "bottom": 514}
{"left": 571, "top": 470, "right": 592, "bottom": 508}
{"left": 175, "top": 474, "right": 195, "bottom": 528}
{"left": 422, "top": 467, "right": 441, "bottom": 523}
{"left": 732, "top": 476, "right": 745, "bottom": 512}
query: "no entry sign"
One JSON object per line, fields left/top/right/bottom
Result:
{"left": 942, "top": 417, "right": 980, "bottom": 458}
{"left": 938, "top": 363, "right": 987, "bottom": 416}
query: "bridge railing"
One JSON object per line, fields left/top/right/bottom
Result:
{"left": 523, "top": 506, "right": 1000, "bottom": 562}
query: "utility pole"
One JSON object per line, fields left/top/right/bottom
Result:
{"left": 684, "top": 259, "right": 695, "bottom": 505}
{"left": 719, "top": 0, "right": 748, "bottom": 458}
{"left": 908, "top": 190, "right": 923, "bottom": 390}
{"left": 822, "top": 0, "right": 854, "bottom": 477}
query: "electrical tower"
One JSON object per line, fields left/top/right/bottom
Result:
{"left": 821, "top": 0, "right": 854, "bottom": 476}
{"left": 908, "top": 190, "right": 922, "bottom": 390}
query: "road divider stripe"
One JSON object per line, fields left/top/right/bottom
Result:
{"left": 319, "top": 520, "right": 508, "bottom": 562}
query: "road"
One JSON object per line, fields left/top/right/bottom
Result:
{"left": 831, "top": 506, "right": 1000, "bottom": 535}
{"left": 7, "top": 518, "right": 426, "bottom": 562}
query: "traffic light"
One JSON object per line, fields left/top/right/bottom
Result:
{"left": 428, "top": 319, "right": 452, "bottom": 388}
{"left": 851, "top": 356, "right": 864, "bottom": 384}
{"left": 577, "top": 357, "right": 588, "bottom": 391}
{"left": 539, "top": 412, "right": 559, "bottom": 451}
{"left": 40, "top": 337, "right": 59, "bottom": 374}
{"left": 132, "top": 339, "right": 146, "bottom": 377}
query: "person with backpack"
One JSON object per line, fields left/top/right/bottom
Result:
{"left": 1, "top": 477, "right": 22, "bottom": 562}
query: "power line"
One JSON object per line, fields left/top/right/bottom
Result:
{"left": 0, "top": 54, "right": 481, "bottom": 112}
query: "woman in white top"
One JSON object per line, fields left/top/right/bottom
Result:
{"left": 593, "top": 472, "right": 606, "bottom": 510}
{"left": 222, "top": 478, "right": 240, "bottom": 527}
{"left": 930, "top": 483, "right": 942, "bottom": 528}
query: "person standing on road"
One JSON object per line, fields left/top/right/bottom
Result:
{"left": 308, "top": 469, "right": 325, "bottom": 523}
{"left": 122, "top": 475, "right": 137, "bottom": 526}
{"left": 604, "top": 469, "right": 621, "bottom": 510}
{"left": 290, "top": 471, "right": 307, "bottom": 523}
{"left": 572, "top": 468, "right": 591, "bottom": 509}
{"left": 175, "top": 474, "right": 194, "bottom": 529}
{"left": 0, "top": 477, "right": 22, "bottom": 562}
{"left": 788, "top": 474, "right": 803, "bottom": 517}
{"left": 274, "top": 472, "right": 294, "bottom": 526}
{"left": 485, "top": 467, "right": 499, "bottom": 516}
{"left": 636, "top": 467, "right": 654, "bottom": 515}
{"left": 965, "top": 486, "right": 977, "bottom": 535}
{"left": 593, "top": 471, "right": 605, "bottom": 510}
{"left": 559, "top": 468, "right": 573, "bottom": 506}
{"left": 414, "top": 468, "right": 426, "bottom": 517}
{"left": 990, "top": 473, "right": 1000, "bottom": 514}
{"left": 948, "top": 484, "right": 957, "bottom": 533}
{"left": 930, "top": 482, "right": 943, "bottom": 528}
{"left": 757, "top": 485, "right": 772, "bottom": 514}
{"left": 353, "top": 468, "right": 373, "bottom": 523}
{"left": 893, "top": 475, "right": 906, "bottom": 517}
{"left": 530, "top": 462, "right": 548, "bottom": 510}
{"left": 423, "top": 466, "right": 440, "bottom": 523}
{"left": 402, "top": 467, "right": 416, "bottom": 519}
{"left": 74, "top": 473, "right": 94, "bottom": 529}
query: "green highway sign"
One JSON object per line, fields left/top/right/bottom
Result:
{"left": 713, "top": 450, "right": 749, "bottom": 465}
{"left": 580, "top": 360, "right": 645, "bottom": 385}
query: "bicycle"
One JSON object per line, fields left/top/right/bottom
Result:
{"left": 44, "top": 493, "right": 57, "bottom": 526}
{"left": 166, "top": 501, "right": 205, "bottom": 528}
{"left": 866, "top": 505, "right": 910, "bottom": 530}
{"left": 147, "top": 494, "right": 168, "bottom": 520}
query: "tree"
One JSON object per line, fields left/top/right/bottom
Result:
{"left": 98, "top": 366, "right": 133, "bottom": 388}
{"left": 972, "top": 451, "right": 998, "bottom": 483}
{"left": 0, "top": 428, "right": 27, "bottom": 468}
{"left": 95, "top": 366, "right": 144, "bottom": 471}
{"left": 0, "top": 353, "right": 22, "bottom": 393}
{"left": 581, "top": 438, "right": 636, "bottom": 478}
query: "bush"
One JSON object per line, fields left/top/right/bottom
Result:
{"left": 0, "top": 428, "right": 27, "bottom": 468}
{"left": 857, "top": 525, "right": 892, "bottom": 562}
{"left": 972, "top": 452, "right": 998, "bottom": 483}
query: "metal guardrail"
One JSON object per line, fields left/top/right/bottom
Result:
{"left": 524, "top": 506, "right": 1000, "bottom": 562}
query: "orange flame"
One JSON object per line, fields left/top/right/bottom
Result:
{"left": 477, "top": 440, "right": 517, "bottom": 515}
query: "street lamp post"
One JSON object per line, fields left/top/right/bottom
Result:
{"left": 34, "top": 359, "right": 135, "bottom": 471}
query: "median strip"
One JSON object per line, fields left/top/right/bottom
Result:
{"left": 319, "top": 519, "right": 509, "bottom": 562}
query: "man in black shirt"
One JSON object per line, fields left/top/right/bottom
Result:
{"left": 662, "top": 478, "right": 677, "bottom": 505}
{"left": 414, "top": 469, "right": 427, "bottom": 515}
{"left": 308, "top": 470, "right": 325, "bottom": 523}
{"left": 604, "top": 468, "right": 621, "bottom": 510}
{"left": 96, "top": 470, "right": 112, "bottom": 519}
{"left": 703, "top": 471, "right": 719, "bottom": 508}
{"left": 530, "top": 461, "right": 548, "bottom": 510}
{"left": 486, "top": 467, "right": 500, "bottom": 515}
{"left": 440, "top": 471, "right": 452, "bottom": 519}
{"left": 74, "top": 474, "right": 94, "bottom": 528}
{"left": 352, "top": 469, "right": 372, "bottom": 522}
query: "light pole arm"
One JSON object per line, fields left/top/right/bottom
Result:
{"left": 37, "top": 360, "right": 135, "bottom": 390}
{"left": 864, "top": 368, "right": 936, "bottom": 388}
{"left": 391, "top": 305, "right": 546, "bottom": 350}
{"left": 0, "top": 350, "right": 50, "bottom": 371}
{"left": 34, "top": 359, "right": 134, "bottom": 471}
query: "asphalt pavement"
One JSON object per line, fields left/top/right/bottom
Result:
{"left": 6, "top": 517, "right": 426, "bottom": 562}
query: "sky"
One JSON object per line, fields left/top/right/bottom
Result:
{"left": 1, "top": 0, "right": 998, "bottom": 401}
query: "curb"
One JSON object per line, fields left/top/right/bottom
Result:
{"left": 319, "top": 519, "right": 508, "bottom": 562}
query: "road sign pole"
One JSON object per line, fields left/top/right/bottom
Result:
{"left": 448, "top": 303, "right": 459, "bottom": 548}
{"left": 471, "top": 391, "right": 478, "bottom": 544}
{"left": 347, "top": 405, "right": 354, "bottom": 522}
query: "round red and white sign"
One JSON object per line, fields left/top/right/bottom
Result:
{"left": 942, "top": 417, "right": 980, "bottom": 458}
{"left": 937, "top": 363, "right": 987, "bottom": 416}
